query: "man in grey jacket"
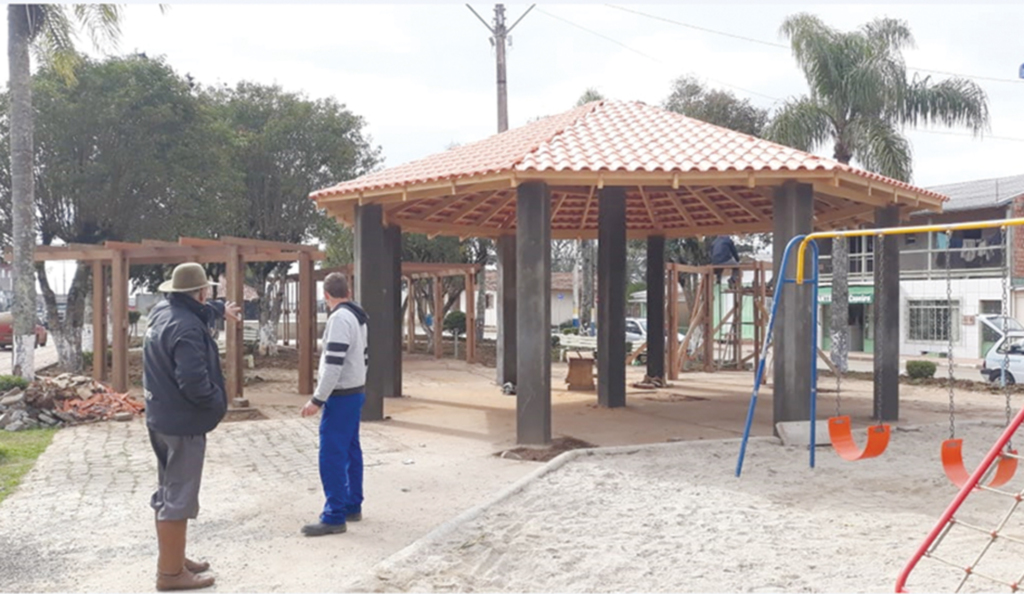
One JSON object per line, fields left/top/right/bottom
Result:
{"left": 300, "top": 272, "right": 368, "bottom": 536}
{"left": 144, "top": 263, "right": 239, "bottom": 591}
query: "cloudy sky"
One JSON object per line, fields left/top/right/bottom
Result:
{"left": 6, "top": 2, "right": 1021, "bottom": 294}
{"left": 3, "top": 3, "right": 1023, "bottom": 188}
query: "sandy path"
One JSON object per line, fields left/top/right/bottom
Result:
{"left": 354, "top": 421, "right": 1024, "bottom": 593}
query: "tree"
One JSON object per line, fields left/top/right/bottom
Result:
{"left": 0, "top": 53, "right": 236, "bottom": 372}
{"left": 664, "top": 75, "right": 769, "bottom": 137}
{"left": 766, "top": 13, "right": 989, "bottom": 373}
{"left": 7, "top": 4, "right": 123, "bottom": 380}
{"left": 661, "top": 76, "right": 771, "bottom": 284}
{"left": 575, "top": 88, "right": 605, "bottom": 333}
{"left": 207, "top": 82, "right": 380, "bottom": 355}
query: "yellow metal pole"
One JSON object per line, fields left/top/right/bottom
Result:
{"left": 796, "top": 216, "right": 1024, "bottom": 284}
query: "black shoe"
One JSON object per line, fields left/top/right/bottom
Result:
{"left": 301, "top": 522, "right": 346, "bottom": 537}
{"left": 346, "top": 512, "right": 362, "bottom": 522}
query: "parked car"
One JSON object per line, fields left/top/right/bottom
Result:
{"left": 0, "top": 311, "right": 48, "bottom": 348}
{"left": 978, "top": 314, "right": 1024, "bottom": 336}
{"left": 981, "top": 331, "right": 1024, "bottom": 385}
{"left": 625, "top": 317, "right": 685, "bottom": 345}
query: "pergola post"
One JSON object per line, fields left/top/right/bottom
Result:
{"left": 355, "top": 203, "right": 388, "bottom": 421}
{"left": 405, "top": 277, "right": 415, "bottom": 353}
{"left": 385, "top": 224, "right": 403, "bottom": 398}
{"left": 297, "top": 253, "right": 315, "bottom": 396}
{"left": 667, "top": 263, "right": 680, "bottom": 380}
{"left": 110, "top": 252, "right": 128, "bottom": 393}
{"left": 91, "top": 261, "right": 107, "bottom": 382}
{"left": 646, "top": 235, "right": 666, "bottom": 381}
{"left": 225, "top": 246, "right": 244, "bottom": 403}
{"left": 516, "top": 181, "right": 551, "bottom": 445}
{"left": 772, "top": 181, "right": 814, "bottom": 429}
{"left": 433, "top": 276, "right": 443, "bottom": 359}
{"left": 465, "top": 270, "right": 476, "bottom": 364}
{"left": 598, "top": 186, "right": 627, "bottom": 408}
{"left": 874, "top": 205, "right": 900, "bottom": 421}
{"left": 496, "top": 236, "right": 517, "bottom": 386}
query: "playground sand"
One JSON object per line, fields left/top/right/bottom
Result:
{"left": 351, "top": 420, "right": 1024, "bottom": 593}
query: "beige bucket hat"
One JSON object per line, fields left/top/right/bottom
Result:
{"left": 158, "top": 262, "right": 219, "bottom": 293}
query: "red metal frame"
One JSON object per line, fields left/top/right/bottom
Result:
{"left": 895, "top": 403, "right": 1024, "bottom": 592}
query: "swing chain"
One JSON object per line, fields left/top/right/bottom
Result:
{"left": 946, "top": 230, "right": 956, "bottom": 441}
{"left": 875, "top": 233, "right": 884, "bottom": 424}
{"left": 1002, "top": 226, "right": 1012, "bottom": 450}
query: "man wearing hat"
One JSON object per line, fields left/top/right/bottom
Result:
{"left": 144, "top": 263, "right": 240, "bottom": 591}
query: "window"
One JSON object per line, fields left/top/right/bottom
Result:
{"left": 907, "top": 300, "right": 961, "bottom": 342}
{"left": 485, "top": 294, "right": 494, "bottom": 310}
{"left": 625, "top": 321, "right": 642, "bottom": 335}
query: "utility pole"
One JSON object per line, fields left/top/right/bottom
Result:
{"left": 467, "top": 3, "right": 534, "bottom": 132}
{"left": 467, "top": 3, "right": 535, "bottom": 388}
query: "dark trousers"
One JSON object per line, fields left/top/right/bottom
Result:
{"left": 319, "top": 392, "right": 365, "bottom": 525}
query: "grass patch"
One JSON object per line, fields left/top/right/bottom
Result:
{"left": 0, "top": 428, "right": 57, "bottom": 505}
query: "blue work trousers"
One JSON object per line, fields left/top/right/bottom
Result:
{"left": 319, "top": 392, "right": 365, "bottom": 525}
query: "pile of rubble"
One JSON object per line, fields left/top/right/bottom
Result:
{"left": 0, "top": 373, "right": 144, "bottom": 432}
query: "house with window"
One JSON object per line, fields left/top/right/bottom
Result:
{"left": 818, "top": 173, "right": 1024, "bottom": 361}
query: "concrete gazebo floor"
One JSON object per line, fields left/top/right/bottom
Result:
{"left": 240, "top": 356, "right": 977, "bottom": 449}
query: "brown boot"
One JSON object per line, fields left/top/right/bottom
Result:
{"left": 156, "top": 568, "right": 215, "bottom": 591}
{"left": 156, "top": 520, "right": 214, "bottom": 591}
{"left": 184, "top": 559, "right": 210, "bottom": 574}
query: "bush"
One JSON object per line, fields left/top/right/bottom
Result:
{"left": 443, "top": 311, "right": 467, "bottom": 338}
{"left": 551, "top": 335, "right": 561, "bottom": 349}
{"left": 906, "top": 360, "right": 937, "bottom": 379}
{"left": 0, "top": 375, "right": 28, "bottom": 393}
{"left": 128, "top": 310, "right": 142, "bottom": 326}
{"left": 561, "top": 327, "right": 579, "bottom": 335}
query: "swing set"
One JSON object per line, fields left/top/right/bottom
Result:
{"left": 736, "top": 217, "right": 1024, "bottom": 483}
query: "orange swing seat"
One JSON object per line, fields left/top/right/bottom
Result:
{"left": 828, "top": 416, "right": 891, "bottom": 461}
{"left": 940, "top": 438, "right": 1018, "bottom": 488}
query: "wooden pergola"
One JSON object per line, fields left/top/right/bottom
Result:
{"left": 33, "top": 237, "right": 325, "bottom": 398}
{"left": 284, "top": 262, "right": 482, "bottom": 363}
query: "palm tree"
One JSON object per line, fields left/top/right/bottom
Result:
{"left": 7, "top": 5, "right": 122, "bottom": 379}
{"left": 766, "top": 13, "right": 989, "bottom": 374}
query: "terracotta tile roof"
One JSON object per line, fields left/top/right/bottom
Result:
{"left": 312, "top": 100, "right": 945, "bottom": 203}
{"left": 312, "top": 100, "right": 947, "bottom": 238}
{"left": 484, "top": 270, "right": 584, "bottom": 293}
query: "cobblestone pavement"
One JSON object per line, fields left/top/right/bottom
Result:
{"left": 0, "top": 415, "right": 530, "bottom": 592}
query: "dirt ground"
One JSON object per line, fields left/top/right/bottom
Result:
{"left": 8, "top": 346, "right": 1023, "bottom": 593}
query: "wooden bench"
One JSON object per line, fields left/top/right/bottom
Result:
{"left": 558, "top": 334, "right": 597, "bottom": 391}
{"left": 558, "top": 334, "right": 598, "bottom": 361}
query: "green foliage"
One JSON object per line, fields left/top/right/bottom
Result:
{"left": 444, "top": 311, "right": 467, "bottom": 338}
{"left": 128, "top": 310, "right": 142, "bottom": 326}
{"left": 766, "top": 13, "right": 988, "bottom": 182}
{"left": 551, "top": 335, "right": 561, "bottom": 349}
{"left": 663, "top": 74, "right": 769, "bottom": 137}
{"left": 0, "top": 375, "right": 29, "bottom": 393}
{"left": 906, "top": 360, "right": 937, "bottom": 379}
{"left": 0, "top": 428, "right": 57, "bottom": 505}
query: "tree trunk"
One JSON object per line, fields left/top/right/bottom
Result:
{"left": 580, "top": 239, "right": 595, "bottom": 332}
{"left": 830, "top": 237, "right": 850, "bottom": 373}
{"left": 36, "top": 262, "right": 88, "bottom": 373}
{"left": 9, "top": 6, "right": 36, "bottom": 379}
{"left": 475, "top": 268, "right": 486, "bottom": 342}
{"left": 256, "top": 276, "right": 282, "bottom": 357}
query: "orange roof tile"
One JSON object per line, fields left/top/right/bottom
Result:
{"left": 311, "top": 100, "right": 947, "bottom": 239}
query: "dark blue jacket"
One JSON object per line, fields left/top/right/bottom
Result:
{"left": 711, "top": 236, "right": 740, "bottom": 265}
{"left": 144, "top": 294, "right": 227, "bottom": 436}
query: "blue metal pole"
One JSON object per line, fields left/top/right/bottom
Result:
{"left": 736, "top": 235, "right": 806, "bottom": 477}
{"left": 808, "top": 239, "right": 820, "bottom": 469}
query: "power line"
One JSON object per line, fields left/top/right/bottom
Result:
{"left": 604, "top": 4, "right": 1024, "bottom": 86}
{"left": 532, "top": 6, "right": 1024, "bottom": 142}
{"left": 535, "top": 6, "right": 782, "bottom": 103}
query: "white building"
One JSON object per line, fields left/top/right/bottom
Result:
{"left": 818, "top": 173, "right": 1024, "bottom": 362}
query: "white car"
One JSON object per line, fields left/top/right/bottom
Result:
{"left": 982, "top": 331, "right": 1024, "bottom": 385}
{"left": 625, "top": 317, "right": 686, "bottom": 345}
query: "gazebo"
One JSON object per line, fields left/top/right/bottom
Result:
{"left": 310, "top": 100, "right": 947, "bottom": 445}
